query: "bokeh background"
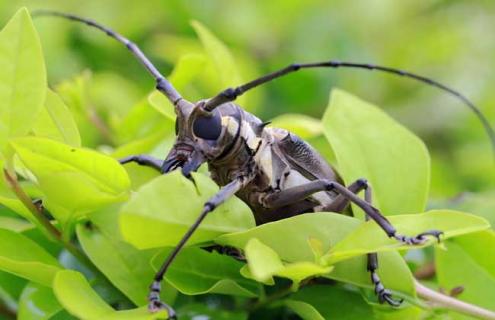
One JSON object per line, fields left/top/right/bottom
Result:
{"left": 0, "top": 0, "right": 494, "bottom": 206}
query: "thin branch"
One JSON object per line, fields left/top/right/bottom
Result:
{"left": 4, "top": 169, "right": 61, "bottom": 239}
{"left": 3, "top": 169, "right": 99, "bottom": 275}
{"left": 87, "top": 108, "right": 114, "bottom": 144}
{"left": 413, "top": 261, "right": 436, "bottom": 280}
{"left": 0, "top": 303, "right": 16, "bottom": 320}
{"left": 415, "top": 280, "right": 495, "bottom": 320}
{"left": 248, "top": 285, "right": 294, "bottom": 312}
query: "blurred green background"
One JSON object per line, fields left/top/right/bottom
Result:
{"left": 1, "top": 0, "right": 494, "bottom": 200}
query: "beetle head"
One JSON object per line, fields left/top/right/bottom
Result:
{"left": 162, "top": 99, "right": 242, "bottom": 176}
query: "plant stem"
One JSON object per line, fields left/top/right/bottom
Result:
{"left": 3, "top": 169, "right": 99, "bottom": 275}
{"left": 0, "top": 302, "right": 15, "bottom": 320}
{"left": 415, "top": 280, "right": 495, "bottom": 320}
{"left": 249, "top": 285, "right": 294, "bottom": 311}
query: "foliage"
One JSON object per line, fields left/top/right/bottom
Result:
{"left": 0, "top": 6, "right": 493, "bottom": 320}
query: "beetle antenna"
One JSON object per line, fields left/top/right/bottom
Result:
{"left": 204, "top": 61, "right": 495, "bottom": 156}
{"left": 32, "top": 10, "right": 182, "bottom": 105}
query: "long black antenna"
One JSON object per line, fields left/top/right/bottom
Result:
{"left": 32, "top": 10, "right": 182, "bottom": 105}
{"left": 32, "top": 11, "right": 495, "bottom": 156}
{"left": 203, "top": 61, "right": 495, "bottom": 156}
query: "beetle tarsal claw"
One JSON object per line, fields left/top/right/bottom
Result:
{"left": 148, "top": 280, "right": 176, "bottom": 318}
{"left": 393, "top": 230, "right": 444, "bottom": 245}
{"left": 378, "top": 289, "right": 404, "bottom": 307}
{"left": 148, "top": 299, "right": 176, "bottom": 319}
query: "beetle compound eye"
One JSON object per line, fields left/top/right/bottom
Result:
{"left": 193, "top": 110, "right": 222, "bottom": 140}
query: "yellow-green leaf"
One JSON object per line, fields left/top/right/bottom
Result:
{"left": 148, "top": 53, "right": 208, "bottom": 121}
{"left": 10, "top": 137, "right": 130, "bottom": 224}
{"left": 0, "top": 228, "right": 61, "bottom": 286}
{"left": 53, "top": 270, "right": 168, "bottom": 320}
{"left": 436, "top": 230, "right": 495, "bottom": 317}
{"left": 216, "top": 213, "right": 415, "bottom": 297}
{"left": 245, "top": 238, "right": 332, "bottom": 289}
{"left": 324, "top": 210, "right": 490, "bottom": 264}
{"left": 191, "top": 20, "right": 246, "bottom": 105}
{"left": 120, "top": 171, "right": 254, "bottom": 249}
{"left": 0, "top": 8, "right": 46, "bottom": 151}
{"left": 323, "top": 89, "right": 430, "bottom": 218}
{"left": 151, "top": 247, "right": 258, "bottom": 297}
{"left": 33, "top": 89, "right": 81, "bottom": 147}
{"left": 270, "top": 114, "right": 323, "bottom": 139}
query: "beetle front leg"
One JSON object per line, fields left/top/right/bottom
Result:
{"left": 119, "top": 154, "right": 163, "bottom": 172}
{"left": 148, "top": 176, "right": 251, "bottom": 317}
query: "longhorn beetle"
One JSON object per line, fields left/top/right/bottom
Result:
{"left": 35, "top": 10, "right": 495, "bottom": 319}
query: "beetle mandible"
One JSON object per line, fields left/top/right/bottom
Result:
{"left": 34, "top": 10, "right": 495, "bottom": 319}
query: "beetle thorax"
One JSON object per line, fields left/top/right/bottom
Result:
{"left": 207, "top": 105, "right": 268, "bottom": 187}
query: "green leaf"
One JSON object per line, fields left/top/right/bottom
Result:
{"left": 53, "top": 270, "right": 169, "bottom": 320}
{"left": 176, "top": 303, "right": 248, "bottom": 320}
{"left": 216, "top": 213, "right": 359, "bottom": 262}
{"left": 0, "top": 228, "right": 60, "bottom": 286}
{"left": 284, "top": 300, "right": 325, "bottom": 320}
{"left": 33, "top": 89, "right": 81, "bottom": 147}
{"left": 18, "top": 283, "right": 62, "bottom": 320}
{"left": 0, "top": 216, "right": 31, "bottom": 232}
{"left": 436, "top": 230, "right": 495, "bottom": 318}
{"left": 54, "top": 72, "right": 101, "bottom": 147}
{"left": 287, "top": 285, "right": 417, "bottom": 320}
{"left": 286, "top": 285, "right": 373, "bottom": 320}
{"left": 21, "top": 227, "right": 62, "bottom": 262}
{"left": 77, "top": 211, "right": 158, "bottom": 306}
{"left": 112, "top": 128, "right": 171, "bottom": 160}
{"left": 433, "top": 190, "right": 495, "bottom": 228}
{"left": 269, "top": 114, "right": 323, "bottom": 140}
{"left": 148, "top": 91, "right": 176, "bottom": 121}
{"left": 372, "top": 304, "right": 421, "bottom": 320}
{"left": 168, "top": 53, "right": 208, "bottom": 91}
{"left": 0, "top": 8, "right": 46, "bottom": 151}
{"left": 323, "top": 89, "right": 430, "bottom": 217}
{"left": 328, "top": 252, "right": 415, "bottom": 300}
{"left": 191, "top": 20, "right": 246, "bottom": 105}
{"left": 216, "top": 213, "right": 415, "bottom": 296}
{"left": 245, "top": 238, "right": 284, "bottom": 282}
{"left": 120, "top": 171, "right": 255, "bottom": 249}
{"left": 324, "top": 210, "right": 490, "bottom": 264}
{"left": 89, "top": 72, "right": 142, "bottom": 124}
{"left": 152, "top": 247, "right": 258, "bottom": 297}
{"left": 80, "top": 205, "right": 178, "bottom": 305}
{"left": 244, "top": 238, "right": 332, "bottom": 289}
{"left": 115, "top": 97, "right": 173, "bottom": 145}
{"left": 0, "top": 270, "right": 26, "bottom": 309}
{"left": 0, "top": 167, "right": 51, "bottom": 234}
{"left": 10, "top": 137, "right": 130, "bottom": 224}
{"left": 0, "top": 189, "right": 35, "bottom": 224}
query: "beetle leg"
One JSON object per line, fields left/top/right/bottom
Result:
{"left": 148, "top": 176, "right": 252, "bottom": 316}
{"left": 262, "top": 178, "right": 445, "bottom": 306}
{"left": 328, "top": 180, "right": 403, "bottom": 305}
{"left": 324, "top": 178, "right": 367, "bottom": 212}
{"left": 119, "top": 154, "right": 163, "bottom": 172}
{"left": 262, "top": 179, "right": 443, "bottom": 245}
{"left": 265, "top": 178, "right": 403, "bottom": 306}
{"left": 367, "top": 251, "right": 403, "bottom": 306}
{"left": 202, "top": 244, "right": 246, "bottom": 262}
{"left": 362, "top": 183, "right": 404, "bottom": 306}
